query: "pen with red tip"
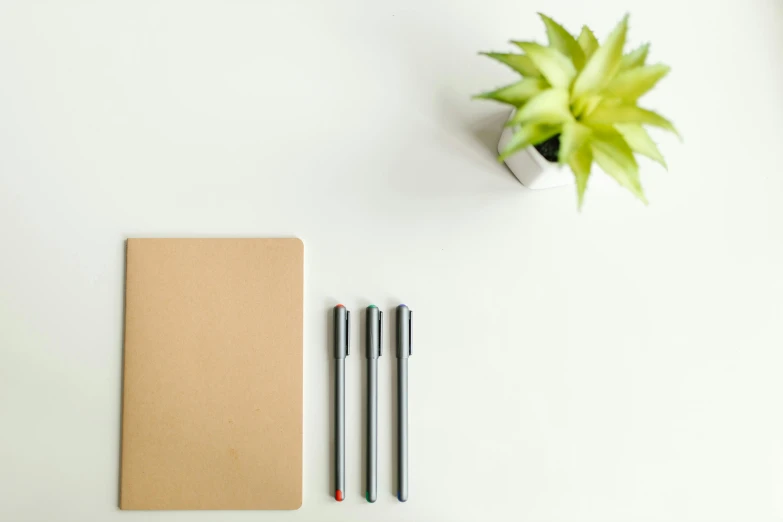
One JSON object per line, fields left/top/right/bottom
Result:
{"left": 333, "top": 304, "right": 349, "bottom": 502}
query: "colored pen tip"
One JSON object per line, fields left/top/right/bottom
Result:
{"left": 335, "top": 304, "right": 344, "bottom": 308}
{"left": 336, "top": 490, "right": 343, "bottom": 502}
{"left": 368, "top": 304, "right": 377, "bottom": 308}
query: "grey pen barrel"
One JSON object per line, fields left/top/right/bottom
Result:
{"left": 334, "top": 305, "right": 349, "bottom": 502}
{"left": 365, "top": 306, "right": 382, "bottom": 503}
{"left": 335, "top": 359, "right": 345, "bottom": 500}
{"left": 396, "top": 304, "right": 411, "bottom": 502}
{"left": 367, "top": 358, "right": 377, "bottom": 502}
{"left": 397, "top": 358, "right": 408, "bottom": 502}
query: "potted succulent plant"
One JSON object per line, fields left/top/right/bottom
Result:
{"left": 476, "top": 14, "right": 679, "bottom": 206}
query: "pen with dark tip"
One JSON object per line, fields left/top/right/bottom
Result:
{"left": 334, "top": 304, "right": 349, "bottom": 502}
{"left": 365, "top": 305, "right": 382, "bottom": 503}
{"left": 396, "top": 304, "right": 411, "bottom": 502}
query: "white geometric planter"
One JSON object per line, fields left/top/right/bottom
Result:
{"left": 497, "top": 111, "right": 575, "bottom": 190}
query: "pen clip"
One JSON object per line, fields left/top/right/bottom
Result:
{"left": 378, "top": 310, "right": 383, "bottom": 357}
{"left": 408, "top": 310, "right": 412, "bottom": 356}
{"left": 346, "top": 310, "right": 350, "bottom": 356}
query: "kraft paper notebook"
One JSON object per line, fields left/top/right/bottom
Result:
{"left": 120, "top": 238, "right": 303, "bottom": 510}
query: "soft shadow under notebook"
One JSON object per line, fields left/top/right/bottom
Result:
{"left": 120, "top": 238, "right": 303, "bottom": 510}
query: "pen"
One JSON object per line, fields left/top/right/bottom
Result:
{"left": 334, "top": 304, "right": 350, "bottom": 502}
{"left": 396, "top": 304, "right": 411, "bottom": 502}
{"left": 365, "top": 305, "right": 382, "bottom": 503}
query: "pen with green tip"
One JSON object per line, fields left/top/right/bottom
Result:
{"left": 365, "top": 305, "right": 382, "bottom": 503}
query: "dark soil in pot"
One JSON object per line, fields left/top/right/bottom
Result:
{"left": 534, "top": 134, "right": 560, "bottom": 163}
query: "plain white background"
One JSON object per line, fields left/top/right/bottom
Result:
{"left": 1, "top": 0, "right": 782, "bottom": 521}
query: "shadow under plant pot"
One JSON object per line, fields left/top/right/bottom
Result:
{"left": 497, "top": 110, "right": 575, "bottom": 190}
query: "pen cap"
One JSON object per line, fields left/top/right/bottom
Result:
{"left": 366, "top": 306, "right": 382, "bottom": 359}
{"left": 334, "top": 305, "right": 349, "bottom": 359}
{"left": 396, "top": 305, "right": 411, "bottom": 359}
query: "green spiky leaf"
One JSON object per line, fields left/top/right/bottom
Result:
{"left": 605, "top": 64, "right": 670, "bottom": 101}
{"left": 539, "top": 13, "right": 586, "bottom": 70}
{"left": 591, "top": 129, "right": 646, "bottom": 202}
{"left": 620, "top": 43, "right": 650, "bottom": 70}
{"left": 474, "top": 77, "right": 548, "bottom": 106}
{"left": 570, "top": 143, "right": 593, "bottom": 208}
{"left": 584, "top": 101, "right": 680, "bottom": 137}
{"left": 615, "top": 123, "right": 667, "bottom": 168}
{"left": 572, "top": 94, "right": 603, "bottom": 118}
{"left": 499, "top": 123, "right": 561, "bottom": 162}
{"left": 512, "top": 42, "right": 576, "bottom": 88}
{"left": 558, "top": 121, "right": 592, "bottom": 164}
{"left": 509, "top": 88, "right": 572, "bottom": 126}
{"left": 577, "top": 26, "right": 599, "bottom": 59}
{"left": 571, "top": 14, "right": 629, "bottom": 100}
{"left": 480, "top": 52, "right": 541, "bottom": 77}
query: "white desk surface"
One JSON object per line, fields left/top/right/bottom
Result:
{"left": 2, "top": 1, "right": 783, "bottom": 521}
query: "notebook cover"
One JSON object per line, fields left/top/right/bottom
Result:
{"left": 119, "top": 238, "right": 303, "bottom": 510}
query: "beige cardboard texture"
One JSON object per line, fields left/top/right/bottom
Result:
{"left": 120, "top": 238, "right": 303, "bottom": 510}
